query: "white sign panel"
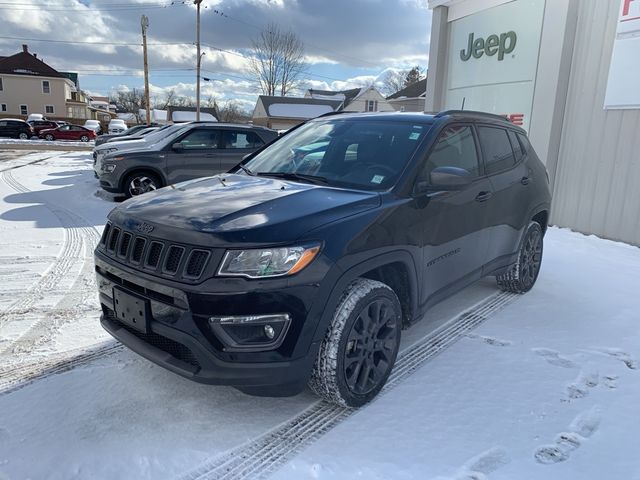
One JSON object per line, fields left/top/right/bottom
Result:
{"left": 443, "top": 0, "right": 546, "bottom": 131}
{"left": 604, "top": 0, "right": 640, "bottom": 109}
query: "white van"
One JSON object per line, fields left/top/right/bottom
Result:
{"left": 108, "top": 119, "right": 128, "bottom": 135}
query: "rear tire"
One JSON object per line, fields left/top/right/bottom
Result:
{"left": 309, "top": 278, "right": 401, "bottom": 407}
{"left": 124, "top": 171, "right": 161, "bottom": 198}
{"left": 497, "top": 221, "right": 543, "bottom": 293}
{"left": 80, "top": 135, "right": 89, "bottom": 142}
{"left": 18, "top": 132, "right": 28, "bottom": 140}
{"left": 44, "top": 134, "right": 54, "bottom": 141}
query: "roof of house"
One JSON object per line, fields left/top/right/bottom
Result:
{"left": 386, "top": 78, "right": 427, "bottom": 100}
{"left": 256, "top": 96, "right": 343, "bottom": 119}
{"left": 307, "top": 87, "right": 363, "bottom": 106}
{"left": 0, "top": 46, "right": 65, "bottom": 78}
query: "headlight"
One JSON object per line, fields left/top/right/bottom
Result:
{"left": 218, "top": 244, "right": 320, "bottom": 278}
{"left": 101, "top": 163, "right": 116, "bottom": 173}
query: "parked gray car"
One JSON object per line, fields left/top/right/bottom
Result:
{"left": 96, "top": 123, "right": 278, "bottom": 197}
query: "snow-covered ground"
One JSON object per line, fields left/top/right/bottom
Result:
{"left": 0, "top": 138, "right": 94, "bottom": 148}
{"left": 0, "top": 151, "right": 639, "bottom": 480}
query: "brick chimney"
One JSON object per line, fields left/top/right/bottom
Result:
{"left": 22, "top": 44, "right": 28, "bottom": 53}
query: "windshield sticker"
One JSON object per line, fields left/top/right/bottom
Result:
{"left": 371, "top": 175, "right": 385, "bottom": 184}
{"left": 409, "top": 132, "right": 421, "bottom": 140}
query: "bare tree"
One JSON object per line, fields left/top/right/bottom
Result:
{"left": 381, "top": 70, "right": 405, "bottom": 97}
{"left": 217, "top": 101, "right": 250, "bottom": 123}
{"left": 109, "top": 89, "right": 146, "bottom": 122}
{"left": 403, "top": 66, "right": 425, "bottom": 88}
{"left": 249, "top": 23, "right": 307, "bottom": 96}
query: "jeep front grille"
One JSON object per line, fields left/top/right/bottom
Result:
{"left": 98, "top": 222, "right": 213, "bottom": 282}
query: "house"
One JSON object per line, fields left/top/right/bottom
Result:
{"left": 0, "top": 45, "right": 91, "bottom": 120}
{"left": 252, "top": 96, "right": 343, "bottom": 130}
{"left": 306, "top": 86, "right": 395, "bottom": 113}
{"left": 386, "top": 78, "right": 427, "bottom": 112}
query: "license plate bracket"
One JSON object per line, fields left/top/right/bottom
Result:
{"left": 113, "top": 287, "right": 150, "bottom": 334}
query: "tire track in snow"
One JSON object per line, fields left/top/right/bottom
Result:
{"left": 0, "top": 166, "right": 102, "bottom": 358}
{"left": 178, "top": 291, "right": 519, "bottom": 480}
{"left": 0, "top": 341, "right": 123, "bottom": 396}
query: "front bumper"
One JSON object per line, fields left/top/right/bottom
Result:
{"left": 95, "top": 251, "right": 331, "bottom": 392}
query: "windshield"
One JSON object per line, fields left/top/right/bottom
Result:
{"left": 243, "top": 118, "right": 431, "bottom": 190}
{"left": 143, "top": 124, "right": 186, "bottom": 145}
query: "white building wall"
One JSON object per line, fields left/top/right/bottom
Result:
{"left": 551, "top": 0, "right": 640, "bottom": 245}
{"left": 343, "top": 88, "right": 395, "bottom": 112}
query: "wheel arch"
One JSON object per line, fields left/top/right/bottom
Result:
{"left": 312, "top": 250, "right": 419, "bottom": 343}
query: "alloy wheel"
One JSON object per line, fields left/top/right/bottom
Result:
{"left": 80, "top": 135, "right": 89, "bottom": 142}
{"left": 520, "top": 228, "right": 542, "bottom": 289}
{"left": 45, "top": 134, "right": 54, "bottom": 141}
{"left": 343, "top": 298, "right": 399, "bottom": 395}
{"left": 128, "top": 176, "right": 157, "bottom": 196}
{"left": 19, "top": 133, "right": 28, "bottom": 140}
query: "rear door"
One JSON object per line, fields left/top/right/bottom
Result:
{"left": 0, "top": 121, "right": 8, "bottom": 138}
{"left": 476, "top": 125, "right": 530, "bottom": 269}
{"left": 219, "top": 130, "right": 266, "bottom": 171}
{"left": 164, "top": 127, "right": 222, "bottom": 184}
{"left": 417, "top": 124, "right": 493, "bottom": 302}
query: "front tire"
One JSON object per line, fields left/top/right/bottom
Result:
{"left": 18, "top": 132, "right": 28, "bottom": 140}
{"left": 44, "top": 134, "right": 54, "bottom": 141}
{"left": 309, "top": 278, "right": 401, "bottom": 407}
{"left": 124, "top": 171, "right": 161, "bottom": 198}
{"left": 497, "top": 221, "right": 543, "bottom": 293}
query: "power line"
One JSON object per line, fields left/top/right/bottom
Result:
{"left": 0, "top": 35, "right": 190, "bottom": 46}
{"left": 0, "top": 1, "right": 188, "bottom": 11}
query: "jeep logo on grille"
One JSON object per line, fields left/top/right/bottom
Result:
{"left": 134, "top": 222, "right": 154, "bottom": 234}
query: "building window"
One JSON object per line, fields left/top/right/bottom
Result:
{"left": 45, "top": 105, "right": 55, "bottom": 114}
{"left": 42, "top": 80, "right": 50, "bottom": 94}
{"left": 20, "top": 105, "right": 28, "bottom": 115}
{"left": 0, "top": 77, "right": 3, "bottom": 91}
{"left": 1, "top": 104, "right": 6, "bottom": 112}
{"left": 366, "top": 100, "right": 378, "bottom": 112}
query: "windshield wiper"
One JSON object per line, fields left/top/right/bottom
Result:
{"left": 237, "top": 164, "right": 254, "bottom": 176}
{"left": 256, "top": 172, "right": 329, "bottom": 185}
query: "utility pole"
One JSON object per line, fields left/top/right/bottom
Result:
{"left": 141, "top": 15, "right": 151, "bottom": 125}
{"left": 195, "top": 0, "right": 203, "bottom": 121}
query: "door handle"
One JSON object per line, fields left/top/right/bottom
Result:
{"left": 475, "top": 191, "right": 493, "bottom": 202}
{"left": 521, "top": 176, "right": 531, "bottom": 185}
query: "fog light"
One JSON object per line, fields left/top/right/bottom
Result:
{"left": 264, "top": 324, "right": 275, "bottom": 339}
{"left": 208, "top": 313, "right": 291, "bottom": 352}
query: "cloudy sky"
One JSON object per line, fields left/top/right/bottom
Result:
{"left": 0, "top": 0, "right": 431, "bottom": 112}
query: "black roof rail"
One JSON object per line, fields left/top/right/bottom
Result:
{"left": 316, "top": 110, "right": 352, "bottom": 118}
{"left": 435, "top": 110, "right": 512, "bottom": 122}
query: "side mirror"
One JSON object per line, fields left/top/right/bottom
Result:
{"left": 416, "top": 166, "right": 474, "bottom": 193}
{"left": 172, "top": 142, "right": 184, "bottom": 151}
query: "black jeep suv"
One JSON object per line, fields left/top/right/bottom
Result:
{"left": 95, "top": 111, "right": 551, "bottom": 407}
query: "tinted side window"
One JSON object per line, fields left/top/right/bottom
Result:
{"left": 508, "top": 130, "right": 524, "bottom": 163}
{"left": 223, "top": 131, "right": 265, "bottom": 149}
{"left": 179, "top": 129, "right": 220, "bottom": 149}
{"left": 517, "top": 133, "right": 532, "bottom": 156}
{"left": 421, "top": 125, "right": 480, "bottom": 180}
{"left": 0, "top": 121, "right": 6, "bottom": 127}
{"left": 478, "top": 126, "right": 516, "bottom": 174}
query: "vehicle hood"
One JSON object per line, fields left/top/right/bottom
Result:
{"left": 109, "top": 174, "right": 381, "bottom": 246}
{"left": 96, "top": 138, "right": 150, "bottom": 152}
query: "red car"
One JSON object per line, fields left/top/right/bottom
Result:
{"left": 39, "top": 124, "right": 96, "bottom": 142}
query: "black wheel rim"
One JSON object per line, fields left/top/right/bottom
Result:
{"left": 343, "top": 298, "right": 399, "bottom": 396}
{"left": 128, "top": 176, "right": 157, "bottom": 196}
{"left": 520, "top": 228, "right": 542, "bottom": 289}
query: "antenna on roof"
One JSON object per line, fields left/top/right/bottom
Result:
{"left": 461, "top": 97, "right": 466, "bottom": 110}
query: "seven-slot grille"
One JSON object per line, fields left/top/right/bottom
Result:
{"left": 99, "top": 222, "right": 211, "bottom": 281}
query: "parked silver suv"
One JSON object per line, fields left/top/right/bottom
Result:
{"left": 96, "top": 123, "right": 278, "bottom": 197}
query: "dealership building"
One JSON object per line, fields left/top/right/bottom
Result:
{"left": 425, "top": 0, "right": 640, "bottom": 246}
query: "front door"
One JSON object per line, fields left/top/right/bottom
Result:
{"left": 165, "top": 127, "right": 222, "bottom": 184}
{"left": 416, "top": 124, "right": 493, "bottom": 304}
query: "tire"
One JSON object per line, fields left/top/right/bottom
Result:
{"left": 45, "top": 134, "right": 54, "bottom": 141}
{"left": 496, "top": 221, "right": 544, "bottom": 293}
{"left": 124, "top": 171, "right": 161, "bottom": 198}
{"left": 80, "top": 135, "right": 89, "bottom": 142}
{"left": 18, "top": 132, "right": 28, "bottom": 140}
{"left": 309, "top": 278, "right": 402, "bottom": 407}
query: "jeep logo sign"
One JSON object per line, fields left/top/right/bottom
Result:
{"left": 460, "top": 31, "right": 517, "bottom": 61}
